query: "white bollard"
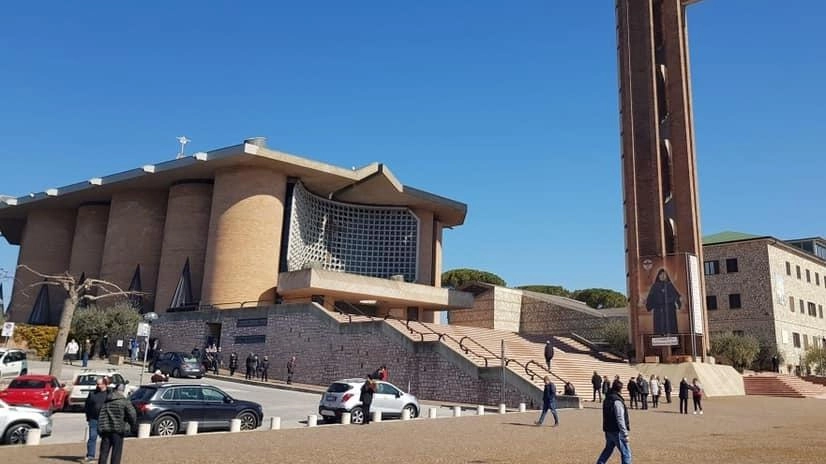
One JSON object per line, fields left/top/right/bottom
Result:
{"left": 401, "top": 408, "right": 411, "bottom": 420}
{"left": 230, "top": 419, "right": 241, "bottom": 433}
{"left": 307, "top": 415, "right": 317, "bottom": 427}
{"left": 519, "top": 403, "right": 526, "bottom": 413}
{"left": 499, "top": 403, "right": 507, "bottom": 414}
{"left": 137, "top": 423, "right": 151, "bottom": 438}
{"left": 341, "top": 412, "right": 351, "bottom": 425}
{"left": 270, "top": 417, "right": 281, "bottom": 430}
{"left": 428, "top": 407, "right": 438, "bottom": 419}
{"left": 25, "top": 428, "right": 41, "bottom": 446}
{"left": 372, "top": 411, "right": 382, "bottom": 423}
{"left": 453, "top": 406, "right": 462, "bottom": 417}
{"left": 477, "top": 405, "right": 485, "bottom": 416}
{"left": 186, "top": 421, "right": 199, "bottom": 435}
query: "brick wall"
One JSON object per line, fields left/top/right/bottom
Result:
{"left": 152, "top": 304, "right": 530, "bottom": 408}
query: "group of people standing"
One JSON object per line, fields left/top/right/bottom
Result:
{"left": 592, "top": 371, "right": 704, "bottom": 415}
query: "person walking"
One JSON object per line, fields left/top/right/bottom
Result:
{"left": 637, "top": 375, "right": 649, "bottom": 410}
{"left": 287, "top": 356, "right": 296, "bottom": 384}
{"left": 260, "top": 356, "right": 270, "bottom": 382}
{"left": 229, "top": 352, "right": 239, "bottom": 377}
{"left": 130, "top": 339, "right": 139, "bottom": 362}
{"left": 97, "top": 385, "right": 137, "bottom": 464}
{"left": 601, "top": 376, "right": 611, "bottom": 399}
{"left": 592, "top": 371, "right": 603, "bottom": 402}
{"left": 650, "top": 375, "right": 660, "bottom": 408}
{"left": 66, "top": 339, "right": 80, "bottom": 366}
{"left": 595, "top": 380, "right": 632, "bottom": 464}
{"left": 534, "top": 376, "right": 559, "bottom": 427}
{"left": 212, "top": 347, "right": 222, "bottom": 375}
{"left": 678, "top": 377, "right": 690, "bottom": 414}
{"left": 690, "top": 378, "right": 704, "bottom": 415}
{"left": 627, "top": 377, "right": 638, "bottom": 409}
{"left": 663, "top": 376, "right": 672, "bottom": 404}
{"left": 245, "top": 353, "right": 255, "bottom": 380}
{"left": 99, "top": 334, "right": 109, "bottom": 359}
{"left": 544, "top": 341, "right": 555, "bottom": 371}
{"left": 771, "top": 355, "right": 779, "bottom": 373}
{"left": 83, "top": 377, "right": 109, "bottom": 463}
{"left": 359, "top": 377, "right": 375, "bottom": 425}
{"left": 82, "top": 339, "right": 92, "bottom": 368}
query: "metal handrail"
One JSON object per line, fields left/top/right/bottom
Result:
{"left": 524, "top": 359, "right": 567, "bottom": 386}
{"left": 410, "top": 321, "right": 493, "bottom": 368}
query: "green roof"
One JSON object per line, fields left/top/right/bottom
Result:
{"left": 702, "top": 231, "right": 762, "bottom": 245}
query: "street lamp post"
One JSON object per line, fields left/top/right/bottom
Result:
{"left": 138, "top": 312, "right": 159, "bottom": 386}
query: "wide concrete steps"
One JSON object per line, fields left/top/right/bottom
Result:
{"left": 744, "top": 374, "right": 826, "bottom": 398}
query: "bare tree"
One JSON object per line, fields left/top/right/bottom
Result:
{"left": 17, "top": 265, "right": 147, "bottom": 380}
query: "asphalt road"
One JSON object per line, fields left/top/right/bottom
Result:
{"left": 8, "top": 359, "right": 476, "bottom": 447}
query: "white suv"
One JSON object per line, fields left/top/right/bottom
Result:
{"left": 0, "top": 399, "right": 52, "bottom": 445}
{"left": 318, "top": 378, "right": 420, "bottom": 424}
{"left": 67, "top": 370, "right": 136, "bottom": 409}
{"left": 0, "top": 349, "right": 28, "bottom": 379}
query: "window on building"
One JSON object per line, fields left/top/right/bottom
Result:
{"left": 820, "top": 305, "right": 824, "bottom": 319}
{"left": 704, "top": 260, "right": 720, "bottom": 276}
{"left": 786, "top": 261, "right": 792, "bottom": 275}
{"left": 803, "top": 334, "right": 809, "bottom": 350}
{"left": 797, "top": 265, "right": 802, "bottom": 279}
{"left": 806, "top": 269, "right": 811, "bottom": 283}
{"left": 729, "top": 294, "right": 742, "bottom": 309}
{"left": 732, "top": 330, "right": 745, "bottom": 337}
{"left": 800, "top": 299, "right": 805, "bottom": 313}
{"left": 793, "top": 332, "right": 801, "bottom": 348}
{"left": 706, "top": 295, "right": 718, "bottom": 310}
{"left": 809, "top": 302, "right": 818, "bottom": 317}
{"left": 817, "top": 273, "right": 821, "bottom": 286}
{"left": 726, "top": 258, "right": 739, "bottom": 273}
{"left": 789, "top": 296, "right": 795, "bottom": 312}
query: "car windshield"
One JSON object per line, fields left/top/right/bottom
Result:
{"left": 9, "top": 379, "right": 47, "bottom": 389}
{"left": 75, "top": 375, "right": 101, "bottom": 386}
{"left": 130, "top": 387, "right": 157, "bottom": 402}
{"left": 182, "top": 356, "right": 198, "bottom": 363}
{"left": 326, "top": 382, "right": 353, "bottom": 393}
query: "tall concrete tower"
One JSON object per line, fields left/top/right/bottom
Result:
{"left": 616, "top": 0, "right": 709, "bottom": 363}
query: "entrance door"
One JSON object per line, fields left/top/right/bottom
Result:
{"left": 206, "top": 323, "right": 222, "bottom": 348}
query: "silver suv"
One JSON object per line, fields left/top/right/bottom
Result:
{"left": 318, "top": 378, "right": 419, "bottom": 424}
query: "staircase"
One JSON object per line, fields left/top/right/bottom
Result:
{"left": 743, "top": 373, "right": 826, "bottom": 398}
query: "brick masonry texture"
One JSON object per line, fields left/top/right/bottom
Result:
{"left": 152, "top": 304, "right": 529, "bottom": 408}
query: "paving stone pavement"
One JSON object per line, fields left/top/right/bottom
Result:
{"left": 4, "top": 395, "right": 826, "bottom": 463}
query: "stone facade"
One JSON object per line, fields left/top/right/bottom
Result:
{"left": 152, "top": 304, "right": 531, "bottom": 408}
{"left": 449, "top": 286, "right": 522, "bottom": 332}
{"left": 704, "top": 238, "right": 826, "bottom": 373}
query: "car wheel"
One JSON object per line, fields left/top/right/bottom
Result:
{"left": 237, "top": 411, "right": 258, "bottom": 430}
{"left": 194, "top": 376, "right": 202, "bottom": 380}
{"left": 350, "top": 407, "right": 364, "bottom": 424}
{"left": 152, "top": 416, "right": 179, "bottom": 437}
{"left": 3, "top": 422, "right": 34, "bottom": 445}
{"left": 172, "top": 368, "right": 181, "bottom": 378}
{"left": 403, "top": 404, "right": 418, "bottom": 419}
{"left": 20, "top": 369, "right": 27, "bottom": 375}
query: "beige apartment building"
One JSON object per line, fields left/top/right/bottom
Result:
{"left": 703, "top": 232, "right": 826, "bottom": 373}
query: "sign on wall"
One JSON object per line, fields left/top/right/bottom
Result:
{"left": 1, "top": 322, "right": 14, "bottom": 337}
{"left": 652, "top": 336, "right": 679, "bottom": 346}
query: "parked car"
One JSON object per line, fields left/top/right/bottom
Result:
{"left": 151, "top": 352, "right": 205, "bottom": 379}
{"left": 0, "top": 375, "right": 68, "bottom": 413}
{"left": 0, "top": 399, "right": 53, "bottom": 445}
{"left": 318, "top": 378, "right": 419, "bottom": 424}
{"left": 130, "top": 383, "right": 263, "bottom": 436}
{"left": 66, "top": 369, "right": 136, "bottom": 409}
{"left": 0, "top": 349, "right": 28, "bottom": 379}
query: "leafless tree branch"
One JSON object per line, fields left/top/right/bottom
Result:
{"left": 83, "top": 290, "right": 148, "bottom": 302}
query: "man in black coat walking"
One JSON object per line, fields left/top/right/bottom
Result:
{"left": 534, "top": 376, "right": 559, "bottom": 426}
{"left": 592, "top": 371, "right": 603, "bottom": 402}
{"left": 245, "top": 353, "right": 255, "bottom": 380}
{"left": 544, "top": 341, "right": 555, "bottom": 371}
{"left": 678, "top": 377, "right": 690, "bottom": 414}
{"left": 83, "top": 377, "right": 109, "bottom": 463}
{"left": 229, "top": 352, "right": 238, "bottom": 377}
{"left": 595, "top": 381, "right": 632, "bottom": 464}
{"left": 97, "top": 386, "right": 137, "bottom": 464}
{"left": 663, "top": 376, "right": 673, "bottom": 403}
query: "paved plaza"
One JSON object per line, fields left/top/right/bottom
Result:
{"left": 5, "top": 395, "right": 825, "bottom": 463}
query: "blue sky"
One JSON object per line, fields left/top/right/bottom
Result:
{"left": 1, "top": 1, "right": 824, "bottom": 296}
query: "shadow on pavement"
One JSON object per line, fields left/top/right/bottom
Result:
{"left": 41, "top": 457, "right": 82, "bottom": 463}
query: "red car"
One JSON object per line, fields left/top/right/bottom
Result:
{"left": 0, "top": 375, "right": 68, "bottom": 412}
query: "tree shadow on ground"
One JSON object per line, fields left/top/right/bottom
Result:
{"left": 41, "top": 457, "right": 83, "bottom": 463}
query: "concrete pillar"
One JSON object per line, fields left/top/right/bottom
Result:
{"left": 412, "top": 208, "right": 435, "bottom": 286}
{"left": 24, "top": 427, "right": 41, "bottom": 445}
{"left": 154, "top": 181, "right": 213, "bottom": 312}
{"left": 372, "top": 411, "right": 382, "bottom": 423}
{"left": 201, "top": 167, "right": 286, "bottom": 306}
{"left": 137, "top": 423, "right": 151, "bottom": 438}
{"left": 477, "top": 405, "right": 485, "bottom": 416}
{"left": 498, "top": 403, "right": 507, "bottom": 414}
{"left": 99, "top": 190, "right": 167, "bottom": 311}
{"left": 186, "top": 421, "right": 199, "bottom": 435}
{"left": 68, "top": 202, "right": 110, "bottom": 280}
{"left": 270, "top": 417, "right": 281, "bottom": 430}
{"left": 428, "top": 407, "right": 438, "bottom": 419}
{"left": 229, "top": 418, "right": 241, "bottom": 432}
{"left": 307, "top": 415, "right": 317, "bottom": 427}
{"left": 9, "top": 209, "right": 76, "bottom": 323}
{"left": 401, "top": 408, "right": 411, "bottom": 420}
{"left": 453, "top": 406, "right": 462, "bottom": 417}
{"left": 341, "top": 412, "right": 351, "bottom": 425}
{"left": 433, "top": 221, "right": 443, "bottom": 287}
{"left": 518, "top": 403, "right": 526, "bottom": 413}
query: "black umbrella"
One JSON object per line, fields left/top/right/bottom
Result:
{"left": 128, "top": 265, "right": 145, "bottom": 313}
{"left": 27, "top": 281, "right": 51, "bottom": 325}
{"left": 169, "top": 257, "right": 194, "bottom": 309}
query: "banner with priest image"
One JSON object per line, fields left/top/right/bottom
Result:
{"left": 636, "top": 255, "right": 691, "bottom": 337}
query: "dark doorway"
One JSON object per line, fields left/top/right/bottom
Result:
{"left": 206, "top": 323, "right": 222, "bottom": 348}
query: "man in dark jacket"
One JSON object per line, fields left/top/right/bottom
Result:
{"left": 627, "top": 377, "right": 638, "bottom": 409}
{"left": 359, "top": 378, "right": 375, "bottom": 425}
{"left": 229, "top": 352, "right": 239, "bottom": 376}
{"left": 287, "top": 356, "right": 296, "bottom": 384}
{"left": 544, "top": 341, "right": 555, "bottom": 371}
{"left": 595, "top": 381, "right": 632, "bottom": 464}
{"left": 663, "top": 376, "right": 673, "bottom": 403}
{"left": 637, "top": 374, "right": 649, "bottom": 410}
{"left": 83, "top": 377, "right": 109, "bottom": 463}
{"left": 534, "top": 376, "right": 559, "bottom": 426}
{"left": 260, "top": 356, "right": 270, "bottom": 382}
{"left": 592, "top": 371, "right": 603, "bottom": 402}
{"left": 97, "top": 386, "right": 137, "bottom": 464}
{"left": 678, "top": 377, "right": 690, "bottom": 414}
{"left": 245, "top": 353, "right": 255, "bottom": 380}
